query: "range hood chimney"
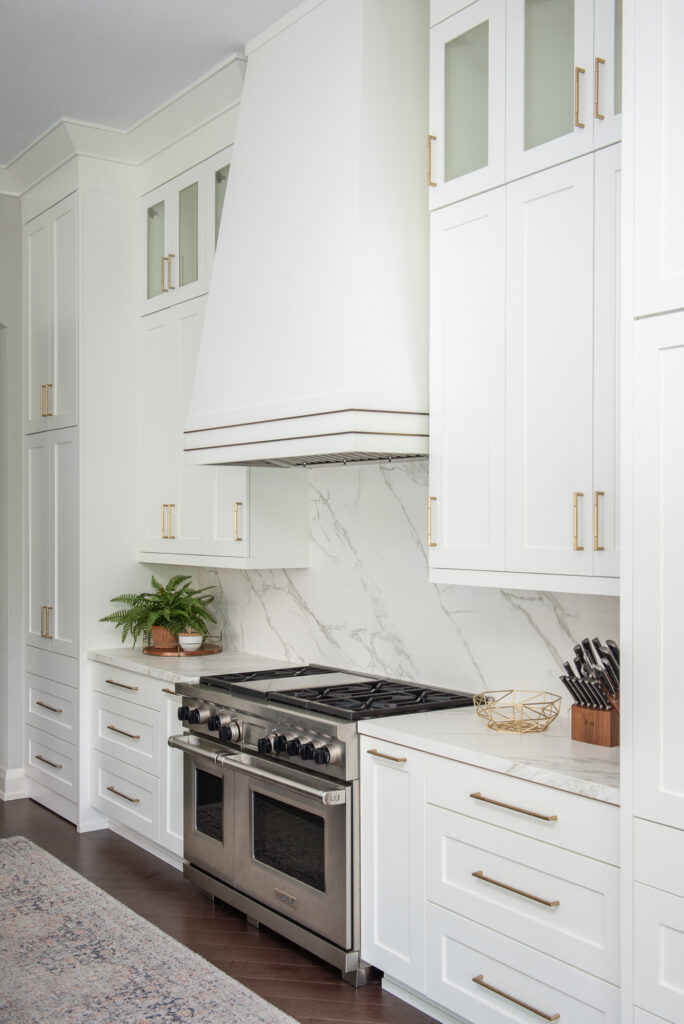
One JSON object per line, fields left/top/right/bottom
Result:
{"left": 185, "top": 0, "right": 428, "bottom": 467}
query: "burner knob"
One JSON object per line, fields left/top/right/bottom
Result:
{"left": 187, "top": 707, "right": 210, "bottom": 725}
{"left": 286, "top": 738, "right": 302, "bottom": 757}
{"left": 177, "top": 706, "right": 191, "bottom": 721}
{"left": 273, "top": 734, "right": 289, "bottom": 754}
{"left": 218, "top": 722, "right": 240, "bottom": 743}
{"left": 299, "top": 742, "right": 316, "bottom": 761}
{"left": 314, "top": 745, "right": 331, "bottom": 765}
{"left": 207, "top": 715, "right": 221, "bottom": 732}
{"left": 257, "top": 737, "right": 273, "bottom": 755}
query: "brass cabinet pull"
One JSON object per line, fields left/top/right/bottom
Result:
{"left": 105, "top": 678, "right": 139, "bottom": 692}
{"left": 161, "top": 503, "right": 175, "bottom": 539}
{"left": 167, "top": 503, "right": 175, "bottom": 539}
{"left": 594, "top": 56, "right": 606, "bottom": 119}
{"left": 107, "top": 724, "right": 141, "bottom": 740}
{"left": 234, "top": 501, "right": 243, "bottom": 541}
{"left": 40, "top": 384, "right": 45, "bottom": 417}
{"left": 574, "top": 66, "right": 586, "bottom": 128}
{"left": 427, "top": 134, "right": 437, "bottom": 187}
{"left": 472, "top": 870, "right": 560, "bottom": 908}
{"left": 161, "top": 255, "right": 168, "bottom": 293}
{"left": 367, "top": 748, "right": 408, "bottom": 764}
{"left": 593, "top": 490, "right": 605, "bottom": 551}
{"left": 573, "top": 492, "right": 584, "bottom": 551}
{"left": 45, "top": 383, "right": 52, "bottom": 416}
{"left": 45, "top": 606, "right": 53, "bottom": 640}
{"left": 427, "top": 496, "right": 437, "bottom": 548}
{"left": 106, "top": 785, "right": 140, "bottom": 804}
{"left": 161, "top": 503, "right": 167, "bottom": 538}
{"left": 40, "top": 605, "right": 46, "bottom": 638}
{"left": 470, "top": 791, "right": 558, "bottom": 822}
{"left": 35, "top": 753, "right": 62, "bottom": 770}
{"left": 472, "top": 975, "right": 560, "bottom": 1021}
{"left": 36, "top": 700, "right": 63, "bottom": 714}
{"left": 167, "top": 253, "right": 175, "bottom": 289}
{"left": 161, "top": 687, "right": 176, "bottom": 695}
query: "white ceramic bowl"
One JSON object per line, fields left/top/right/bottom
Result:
{"left": 178, "top": 632, "right": 203, "bottom": 651}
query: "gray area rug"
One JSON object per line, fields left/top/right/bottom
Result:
{"left": 0, "top": 836, "right": 299, "bottom": 1024}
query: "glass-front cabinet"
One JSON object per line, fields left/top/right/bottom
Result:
{"left": 142, "top": 147, "right": 232, "bottom": 314}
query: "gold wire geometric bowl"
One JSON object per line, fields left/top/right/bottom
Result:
{"left": 473, "top": 690, "right": 562, "bottom": 733}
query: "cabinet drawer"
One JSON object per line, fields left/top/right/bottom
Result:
{"left": 427, "top": 903, "right": 620, "bottom": 1024}
{"left": 92, "top": 692, "right": 160, "bottom": 774}
{"left": 25, "top": 725, "right": 77, "bottom": 802}
{"left": 26, "top": 645, "right": 79, "bottom": 688}
{"left": 26, "top": 673, "right": 78, "bottom": 744}
{"left": 427, "top": 805, "right": 620, "bottom": 983}
{"left": 427, "top": 755, "right": 619, "bottom": 865}
{"left": 634, "top": 818, "right": 684, "bottom": 899}
{"left": 91, "top": 662, "right": 165, "bottom": 712}
{"left": 92, "top": 750, "right": 159, "bottom": 842}
{"left": 634, "top": 882, "right": 684, "bottom": 1024}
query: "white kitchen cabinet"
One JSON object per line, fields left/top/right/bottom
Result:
{"left": 160, "top": 687, "right": 184, "bottom": 857}
{"left": 143, "top": 148, "right": 231, "bottom": 315}
{"left": 24, "top": 194, "right": 78, "bottom": 433}
{"left": 633, "top": 0, "right": 684, "bottom": 317}
{"left": 360, "top": 737, "right": 426, "bottom": 994}
{"left": 25, "top": 427, "right": 79, "bottom": 658}
{"left": 428, "top": 0, "right": 506, "bottom": 209}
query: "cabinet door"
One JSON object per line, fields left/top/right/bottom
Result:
{"left": 360, "top": 737, "right": 426, "bottom": 992}
{"left": 160, "top": 688, "right": 184, "bottom": 857}
{"left": 633, "top": 0, "right": 684, "bottom": 317}
{"left": 594, "top": 0, "right": 623, "bottom": 149}
{"left": 25, "top": 432, "right": 51, "bottom": 650}
{"left": 506, "top": 155, "right": 594, "bottom": 575}
{"left": 173, "top": 164, "right": 205, "bottom": 305}
{"left": 429, "top": 0, "right": 506, "bottom": 209}
{"left": 24, "top": 212, "right": 51, "bottom": 433}
{"left": 507, "top": 0, "right": 595, "bottom": 180}
{"left": 143, "top": 187, "right": 170, "bottom": 314}
{"left": 49, "top": 196, "right": 78, "bottom": 430}
{"left": 429, "top": 189, "right": 505, "bottom": 571}
{"left": 593, "top": 144, "right": 620, "bottom": 577}
{"left": 50, "top": 427, "right": 79, "bottom": 658}
{"left": 632, "top": 311, "right": 684, "bottom": 831}
{"left": 204, "top": 467, "right": 249, "bottom": 557}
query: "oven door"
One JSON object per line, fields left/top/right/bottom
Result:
{"left": 226, "top": 753, "right": 352, "bottom": 950}
{"left": 177, "top": 736, "right": 235, "bottom": 884}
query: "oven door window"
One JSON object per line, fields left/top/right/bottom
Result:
{"left": 195, "top": 768, "right": 223, "bottom": 842}
{"left": 252, "top": 791, "right": 325, "bottom": 892}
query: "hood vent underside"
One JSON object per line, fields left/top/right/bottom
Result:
{"left": 227, "top": 452, "right": 428, "bottom": 469}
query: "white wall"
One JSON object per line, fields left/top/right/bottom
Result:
{"left": 201, "top": 461, "right": 619, "bottom": 695}
{"left": 0, "top": 193, "right": 24, "bottom": 789}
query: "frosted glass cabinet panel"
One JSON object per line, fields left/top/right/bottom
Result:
{"left": 146, "top": 200, "right": 165, "bottom": 301}
{"left": 429, "top": 0, "right": 505, "bottom": 209}
{"left": 178, "top": 183, "right": 199, "bottom": 288}
{"left": 524, "top": 0, "right": 575, "bottom": 152}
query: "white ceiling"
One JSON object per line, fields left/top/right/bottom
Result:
{"left": 0, "top": 0, "right": 304, "bottom": 166}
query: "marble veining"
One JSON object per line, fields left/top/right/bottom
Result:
{"left": 88, "top": 648, "right": 296, "bottom": 685}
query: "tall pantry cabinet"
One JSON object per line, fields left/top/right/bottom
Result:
{"left": 22, "top": 177, "right": 148, "bottom": 828}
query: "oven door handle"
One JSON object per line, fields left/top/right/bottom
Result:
{"left": 168, "top": 734, "right": 347, "bottom": 806}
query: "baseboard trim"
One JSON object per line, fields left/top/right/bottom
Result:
{"left": 0, "top": 766, "right": 27, "bottom": 801}
{"left": 382, "top": 977, "right": 469, "bottom": 1024}
{"left": 25, "top": 778, "right": 77, "bottom": 823}
{"left": 107, "top": 821, "right": 183, "bottom": 871}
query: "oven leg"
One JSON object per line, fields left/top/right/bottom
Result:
{"left": 340, "top": 965, "right": 376, "bottom": 988}
{"left": 246, "top": 914, "right": 261, "bottom": 930}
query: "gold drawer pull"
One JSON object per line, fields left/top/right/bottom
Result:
{"left": 45, "top": 383, "right": 52, "bottom": 416}
{"left": 427, "top": 496, "right": 437, "bottom": 548}
{"left": 161, "top": 687, "right": 176, "bottom": 695}
{"left": 593, "top": 490, "right": 605, "bottom": 551}
{"left": 107, "top": 785, "right": 140, "bottom": 804}
{"left": 36, "top": 700, "right": 63, "bottom": 714}
{"left": 594, "top": 56, "right": 606, "bottom": 120}
{"left": 40, "top": 605, "right": 46, "bottom": 637}
{"left": 367, "top": 748, "right": 407, "bottom": 764}
{"left": 35, "top": 754, "right": 62, "bottom": 770}
{"left": 427, "top": 134, "right": 437, "bottom": 187}
{"left": 105, "top": 678, "right": 139, "bottom": 692}
{"left": 472, "top": 870, "right": 560, "bottom": 907}
{"left": 574, "top": 66, "right": 585, "bottom": 128}
{"left": 470, "top": 792, "right": 558, "bottom": 822}
{"left": 107, "top": 724, "right": 141, "bottom": 740}
{"left": 40, "top": 384, "right": 46, "bottom": 417}
{"left": 573, "top": 491, "right": 584, "bottom": 551}
{"left": 45, "top": 605, "right": 53, "bottom": 640}
{"left": 473, "top": 975, "right": 560, "bottom": 1021}
{"left": 234, "top": 501, "right": 243, "bottom": 541}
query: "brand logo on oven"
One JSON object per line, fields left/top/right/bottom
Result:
{"left": 275, "top": 888, "right": 297, "bottom": 908}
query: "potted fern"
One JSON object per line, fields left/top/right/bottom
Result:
{"left": 100, "top": 574, "right": 217, "bottom": 651}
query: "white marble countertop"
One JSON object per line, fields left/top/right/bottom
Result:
{"left": 88, "top": 647, "right": 299, "bottom": 684}
{"left": 359, "top": 705, "right": 620, "bottom": 805}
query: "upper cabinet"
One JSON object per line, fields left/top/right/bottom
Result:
{"left": 143, "top": 148, "right": 231, "bottom": 315}
{"left": 429, "top": 0, "right": 622, "bottom": 207}
{"left": 25, "top": 195, "right": 79, "bottom": 434}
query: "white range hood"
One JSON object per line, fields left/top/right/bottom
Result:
{"left": 185, "top": 0, "right": 429, "bottom": 467}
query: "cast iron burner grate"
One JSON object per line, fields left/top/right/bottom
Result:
{"left": 266, "top": 679, "right": 475, "bottom": 720}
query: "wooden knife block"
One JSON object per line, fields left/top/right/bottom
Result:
{"left": 571, "top": 704, "right": 620, "bottom": 747}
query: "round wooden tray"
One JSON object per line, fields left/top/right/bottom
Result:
{"left": 142, "top": 644, "right": 222, "bottom": 657}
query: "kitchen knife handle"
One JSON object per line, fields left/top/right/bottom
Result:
{"left": 470, "top": 792, "right": 558, "bottom": 822}
{"left": 573, "top": 492, "right": 584, "bottom": 550}
{"left": 472, "top": 975, "right": 560, "bottom": 1021}
{"left": 594, "top": 491, "right": 605, "bottom": 551}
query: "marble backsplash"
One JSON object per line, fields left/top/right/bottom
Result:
{"left": 198, "top": 461, "right": 619, "bottom": 694}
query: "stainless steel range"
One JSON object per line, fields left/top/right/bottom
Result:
{"left": 168, "top": 664, "right": 473, "bottom": 986}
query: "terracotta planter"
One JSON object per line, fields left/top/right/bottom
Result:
{"left": 150, "top": 625, "right": 177, "bottom": 650}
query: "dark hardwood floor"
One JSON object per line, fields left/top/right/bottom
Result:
{"left": 0, "top": 798, "right": 437, "bottom": 1024}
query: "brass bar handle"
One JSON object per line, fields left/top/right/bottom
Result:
{"left": 167, "top": 254, "right": 176, "bottom": 289}
{"left": 40, "top": 384, "right": 45, "bottom": 417}
{"left": 105, "top": 679, "right": 139, "bottom": 692}
{"left": 472, "top": 870, "right": 560, "bottom": 908}
{"left": 106, "top": 785, "right": 140, "bottom": 804}
{"left": 161, "top": 256, "right": 168, "bottom": 293}
{"left": 472, "top": 975, "right": 560, "bottom": 1021}
{"left": 167, "top": 503, "right": 175, "bottom": 539}
{"left": 35, "top": 754, "right": 63, "bottom": 770}
{"left": 367, "top": 748, "right": 408, "bottom": 764}
{"left": 594, "top": 56, "right": 606, "bottom": 119}
{"left": 162, "top": 687, "right": 177, "bottom": 695}
{"left": 574, "top": 66, "right": 586, "bottom": 128}
{"left": 45, "top": 383, "right": 52, "bottom": 416}
{"left": 573, "top": 492, "right": 584, "bottom": 551}
{"left": 40, "top": 605, "right": 46, "bottom": 638}
{"left": 428, "top": 496, "right": 437, "bottom": 548}
{"left": 36, "top": 700, "right": 63, "bottom": 714}
{"left": 470, "top": 791, "right": 558, "bottom": 822}
{"left": 45, "top": 606, "right": 53, "bottom": 640}
{"left": 107, "top": 724, "right": 141, "bottom": 740}
{"left": 594, "top": 490, "right": 605, "bottom": 551}
{"left": 161, "top": 503, "right": 167, "bottom": 539}
{"left": 234, "top": 501, "right": 243, "bottom": 542}
{"left": 427, "top": 134, "right": 437, "bottom": 187}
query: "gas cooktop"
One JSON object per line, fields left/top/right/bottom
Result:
{"left": 199, "top": 665, "right": 474, "bottom": 721}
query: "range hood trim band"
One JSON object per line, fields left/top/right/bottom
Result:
{"left": 184, "top": 406, "right": 429, "bottom": 435}
{"left": 185, "top": 427, "right": 429, "bottom": 453}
